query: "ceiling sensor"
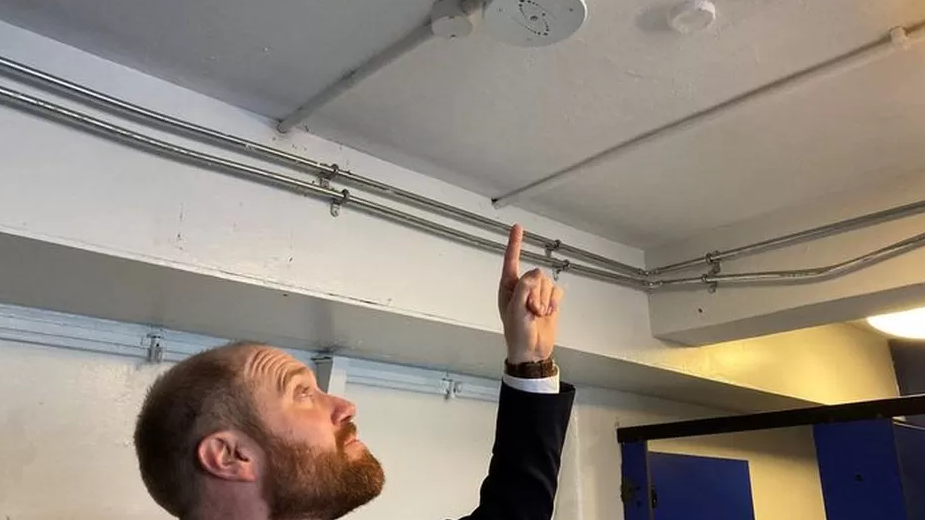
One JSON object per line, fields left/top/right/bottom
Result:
{"left": 483, "top": 0, "right": 588, "bottom": 47}
{"left": 668, "top": 0, "right": 716, "bottom": 34}
{"left": 432, "top": 0, "right": 588, "bottom": 47}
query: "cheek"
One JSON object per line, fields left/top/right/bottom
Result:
{"left": 280, "top": 408, "right": 339, "bottom": 450}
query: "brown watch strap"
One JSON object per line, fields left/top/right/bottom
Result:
{"left": 505, "top": 358, "right": 558, "bottom": 379}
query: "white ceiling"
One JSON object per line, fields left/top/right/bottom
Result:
{"left": 1, "top": 0, "right": 924, "bottom": 247}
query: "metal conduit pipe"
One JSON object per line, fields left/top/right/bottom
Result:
{"left": 0, "top": 56, "right": 646, "bottom": 278}
{"left": 5, "top": 85, "right": 925, "bottom": 293}
{"left": 648, "top": 198, "right": 925, "bottom": 275}
{"left": 276, "top": 0, "right": 482, "bottom": 133}
{"left": 650, "top": 230, "right": 925, "bottom": 288}
{"left": 277, "top": 22, "right": 436, "bottom": 134}
{"left": 0, "top": 85, "right": 649, "bottom": 290}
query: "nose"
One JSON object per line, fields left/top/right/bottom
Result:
{"left": 330, "top": 394, "right": 356, "bottom": 425}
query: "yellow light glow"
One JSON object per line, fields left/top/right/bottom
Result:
{"left": 867, "top": 307, "right": 925, "bottom": 340}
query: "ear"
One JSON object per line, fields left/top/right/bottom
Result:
{"left": 197, "top": 431, "right": 260, "bottom": 482}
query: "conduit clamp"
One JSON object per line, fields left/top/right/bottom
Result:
{"left": 544, "top": 239, "right": 562, "bottom": 258}
{"left": 331, "top": 188, "right": 350, "bottom": 217}
{"left": 553, "top": 259, "right": 571, "bottom": 281}
{"left": 319, "top": 163, "right": 340, "bottom": 189}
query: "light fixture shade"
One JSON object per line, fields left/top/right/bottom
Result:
{"left": 867, "top": 306, "right": 925, "bottom": 339}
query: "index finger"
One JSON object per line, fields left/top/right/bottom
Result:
{"left": 501, "top": 224, "right": 524, "bottom": 285}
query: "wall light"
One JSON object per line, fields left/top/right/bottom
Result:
{"left": 867, "top": 306, "right": 925, "bottom": 339}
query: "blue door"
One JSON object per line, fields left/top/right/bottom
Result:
{"left": 814, "top": 419, "right": 909, "bottom": 520}
{"left": 895, "top": 422, "right": 925, "bottom": 520}
{"left": 648, "top": 452, "right": 756, "bottom": 520}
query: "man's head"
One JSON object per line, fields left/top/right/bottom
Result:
{"left": 134, "top": 341, "right": 384, "bottom": 520}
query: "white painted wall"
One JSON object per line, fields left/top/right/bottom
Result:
{"left": 648, "top": 168, "right": 925, "bottom": 346}
{"left": 0, "top": 336, "right": 826, "bottom": 520}
{"left": 0, "top": 20, "right": 900, "bottom": 406}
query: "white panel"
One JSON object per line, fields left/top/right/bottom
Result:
{"left": 346, "top": 357, "right": 501, "bottom": 402}
{"left": 0, "top": 302, "right": 317, "bottom": 366}
{"left": 0, "top": 338, "right": 173, "bottom": 519}
{"left": 343, "top": 382, "right": 498, "bottom": 520}
{"left": 0, "top": 302, "right": 218, "bottom": 362}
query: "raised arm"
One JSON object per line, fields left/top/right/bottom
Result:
{"left": 460, "top": 224, "right": 575, "bottom": 520}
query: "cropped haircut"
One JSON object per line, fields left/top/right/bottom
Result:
{"left": 133, "top": 341, "right": 266, "bottom": 517}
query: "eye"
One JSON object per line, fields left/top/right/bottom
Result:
{"left": 294, "top": 385, "right": 314, "bottom": 401}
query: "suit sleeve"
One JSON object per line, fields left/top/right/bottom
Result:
{"left": 459, "top": 381, "right": 576, "bottom": 520}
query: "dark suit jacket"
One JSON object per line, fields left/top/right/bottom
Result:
{"left": 461, "top": 382, "right": 576, "bottom": 520}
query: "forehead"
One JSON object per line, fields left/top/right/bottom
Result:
{"left": 243, "top": 347, "right": 316, "bottom": 391}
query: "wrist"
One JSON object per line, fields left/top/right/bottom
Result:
{"left": 505, "top": 357, "right": 558, "bottom": 379}
{"left": 506, "top": 350, "right": 550, "bottom": 365}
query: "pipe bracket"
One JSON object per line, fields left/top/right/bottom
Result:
{"left": 707, "top": 251, "right": 722, "bottom": 276}
{"left": 545, "top": 239, "right": 562, "bottom": 258}
{"left": 144, "top": 333, "right": 164, "bottom": 363}
{"left": 553, "top": 259, "right": 571, "bottom": 281}
{"left": 331, "top": 189, "right": 350, "bottom": 217}
{"left": 319, "top": 163, "right": 340, "bottom": 189}
{"left": 890, "top": 27, "right": 910, "bottom": 49}
{"left": 702, "top": 273, "right": 719, "bottom": 294}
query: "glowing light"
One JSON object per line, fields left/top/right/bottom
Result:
{"left": 867, "top": 306, "right": 925, "bottom": 340}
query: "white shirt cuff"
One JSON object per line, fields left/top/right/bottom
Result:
{"left": 502, "top": 372, "right": 560, "bottom": 394}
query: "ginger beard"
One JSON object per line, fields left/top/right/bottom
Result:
{"left": 261, "top": 422, "right": 385, "bottom": 520}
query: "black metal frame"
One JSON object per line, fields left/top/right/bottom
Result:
{"left": 617, "top": 393, "right": 925, "bottom": 443}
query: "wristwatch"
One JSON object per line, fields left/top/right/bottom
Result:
{"left": 504, "top": 357, "right": 558, "bottom": 379}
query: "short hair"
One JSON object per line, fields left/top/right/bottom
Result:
{"left": 134, "top": 341, "right": 266, "bottom": 517}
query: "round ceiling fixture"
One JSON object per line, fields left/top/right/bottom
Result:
{"left": 482, "top": 0, "right": 588, "bottom": 47}
{"left": 431, "top": 0, "right": 476, "bottom": 39}
{"left": 867, "top": 306, "right": 925, "bottom": 340}
{"left": 668, "top": 0, "right": 716, "bottom": 34}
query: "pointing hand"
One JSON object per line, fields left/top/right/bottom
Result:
{"left": 497, "top": 224, "right": 563, "bottom": 364}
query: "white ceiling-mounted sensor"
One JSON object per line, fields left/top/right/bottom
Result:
{"left": 482, "top": 0, "right": 588, "bottom": 47}
{"left": 668, "top": 0, "right": 716, "bottom": 34}
{"left": 432, "top": 0, "right": 476, "bottom": 38}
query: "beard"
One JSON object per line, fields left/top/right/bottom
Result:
{"left": 261, "top": 422, "right": 385, "bottom": 520}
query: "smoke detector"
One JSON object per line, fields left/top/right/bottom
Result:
{"left": 482, "top": 0, "right": 588, "bottom": 47}
{"left": 668, "top": 0, "right": 716, "bottom": 34}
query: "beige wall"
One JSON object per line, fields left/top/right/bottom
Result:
{"left": 635, "top": 323, "right": 900, "bottom": 406}
{"left": 653, "top": 428, "right": 825, "bottom": 520}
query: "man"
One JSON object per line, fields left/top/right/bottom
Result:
{"left": 134, "top": 224, "right": 575, "bottom": 520}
